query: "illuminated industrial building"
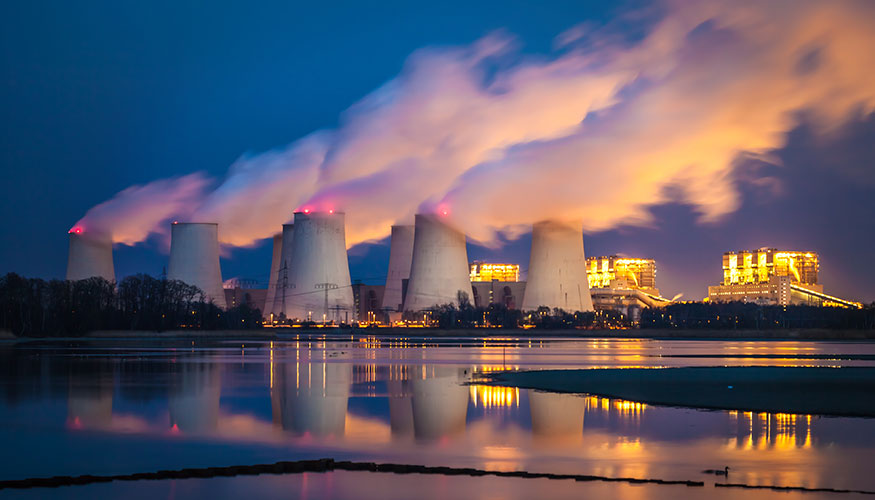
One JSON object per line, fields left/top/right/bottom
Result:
{"left": 469, "top": 262, "right": 520, "bottom": 282}
{"left": 707, "top": 248, "right": 861, "bottom": 308}
{"left": 587, "top": 256, "right": 658, "bottom": 295}
{"left": 585, "top": 256, "right": 671, "bottom": 321}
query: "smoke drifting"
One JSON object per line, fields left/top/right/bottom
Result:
{"left": 72, "top": 173, "right": 208, "bottom": 245}
{"left": 75, "top": 0, "right": 875, "bottom": 249}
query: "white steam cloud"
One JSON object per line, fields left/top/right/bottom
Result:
{"left": 74, "top": 0, "right": 875, "bottom": 248}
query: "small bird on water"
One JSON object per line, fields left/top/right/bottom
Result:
{"left": 702, "top": 466, "right": 730, "bottom": 476}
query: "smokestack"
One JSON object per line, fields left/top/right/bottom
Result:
{"left": 66, "top": 229, "right": 115, "bottom": 282}
{"left": 404, "top": 214, "right": 473, "bottom": 311}
{"left": 285, "top": 212, "right": 353, "bottom": 321}
{"left": 382, "top": 225, "right": 414, "bottom": 312}
{"left": 263, "top": 233, "right": 283, "bottom": 318}
{"left": 522, "top": 220, "right": 594, "bottom": 312}
{"left": 271, "top": 224, "right": 295, "bottom": 318}
{"left": 167, "top": 222, "right": 227, "bottom": 308}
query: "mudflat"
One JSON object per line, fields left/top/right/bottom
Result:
{"left": 488, "top": 366, "right": 875, "bottom": 417}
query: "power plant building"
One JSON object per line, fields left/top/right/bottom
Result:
{"left": 167, "top": 222, "right": 227, "bottom": 308}
{"left": 469, "top": 262, "right": 519, "bottom": 282}
{"left": 587, "top": 256, "right": 658, "bottom": 295}
{"left": 707, "top": 248, "right": 860, "bottom": 307}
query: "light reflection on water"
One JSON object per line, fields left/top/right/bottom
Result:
{"left": 1, "top": 336, "right": 875, "bottom": 498}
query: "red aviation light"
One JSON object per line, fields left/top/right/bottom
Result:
{"left": 328, "top": 209, "right": 334, "bottom": 214}
{"left": 69, "top": 227, "right": 83, "bottom": 234}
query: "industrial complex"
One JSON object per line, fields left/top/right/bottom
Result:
{"left": 65, "top": 212, "right": 863, "bottom": 326}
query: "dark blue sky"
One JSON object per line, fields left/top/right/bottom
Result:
{"left": 2, "top": 0, "right": 873, "bottom": 302}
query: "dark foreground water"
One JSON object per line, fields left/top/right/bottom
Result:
{"left": 1, "top": 335, "right": 874, "bottom": 499}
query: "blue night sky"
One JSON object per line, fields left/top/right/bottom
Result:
{"left": 2, "top": 0, "right": 874, "bottom": 302}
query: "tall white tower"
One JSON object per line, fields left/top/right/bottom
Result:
{"left": 404, "top": 214, "right": 473, "bottom": 311}
{"left": 66, "top": 229, "right": 115, "bottom": 282}
{"left": 167, "top": 222, "right": 227, "bottom": 308}
{"left": 521, "top": 219, "right": 594, "bottom": 312}
{"left": 285, "top": 212, "right": 354, "bottom": 321}
{"left": 263, "top": 233, "right": 283, "bottom": 318}
{"left": 382, "top": 224, "right": 414, "bottom": 312}
{"left": 271, "top": 224, "right": 295, "bottom": 317}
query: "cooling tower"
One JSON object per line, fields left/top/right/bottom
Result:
{"left": 271, "top": 224, "right": 295, "bottom": 317}
{"left": 404, "top": 214, "right": 473, "bottom": 311}
{"left": 285, "top": 212, "right": 353, "bottom": 321}
{"left": 522, "top": 220, "right": 594, "bottom": 312}
{"left": 263, "top": 233, "right": 283, "bottom": 318}
{"left": 382, "top": 225, "right": 415, "bottom": 312}
{"left": 167, "top": 222, "right": 227, "bottom": 308}
{"left": 66, "top": 230, "right": 115, "bottom": 282}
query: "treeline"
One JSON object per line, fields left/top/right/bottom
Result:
{"left": 401, "top": 292, "right": 632, "bottom": 329}
{"left": 640, "top": 301, "right": 875, "bottom": 330}
{"left": 0, "top": 273, "right": 262, "bottom": 337}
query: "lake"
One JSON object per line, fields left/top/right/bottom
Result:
{"left": 1, "top": 335, "right": 874, "bottom": 499}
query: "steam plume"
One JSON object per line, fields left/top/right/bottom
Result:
{"left": 74, "top": 0, "right": 875, "bottom": 249}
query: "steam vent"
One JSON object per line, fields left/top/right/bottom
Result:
{"left": 404, "top": 213, "right": 473, "bottom": 311}
{"left": 522, "top": 219, "right": 594, "bottom": 312}
{"left": 382, "top": 224, "right": 415, "bottom": 312}
{"left": 285, "top": 212, "right": 354, "bottom": 322}
{"left": 167, "top": 222, "right": 227, "bottom": 308}
{"left": 66, "top": 229, "right": 115, "bottom": 282}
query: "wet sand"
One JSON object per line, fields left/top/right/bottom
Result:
{"left": 488, "top": 366, "right": 875, "bottom": 417}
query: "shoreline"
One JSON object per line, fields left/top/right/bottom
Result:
{"left": 486, "top": 366, "right": 875, "bottom": 418}
{"left": 0, "top": 327, "right": 873, "bottom": 341}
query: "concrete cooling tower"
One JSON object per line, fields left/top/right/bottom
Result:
{"left": 522, "top": 220, "right": 594, "bottom": 312}
{"left": 285, "top": 212, "right": 354, "bottom": 321}
{"left": 382, "top": 225, "right": 414, "bottom": 312}
{"left": 263, "top": 233, "right": 283, "bottom": 318}
{"left": 66, "top": 229, "right": 115, "bottom": 282}
{"left": 271, "top": 224, "right": 295, "bottom": 317}
{"left": 404, "top": 214, "right": 473, "bottom": 311}
{"left": 167, "top": 222, "right": 227, "bottom": 309}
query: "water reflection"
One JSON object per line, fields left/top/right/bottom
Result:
{"left": 169, "top": 362, "right": 221, "bottom": 433}
{"left": 0, "top": 337, "right": 874, "bottom": 494}
{"left": 271, "top": 343, "right": 352, "bottom": 437}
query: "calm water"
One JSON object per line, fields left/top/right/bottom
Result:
{"left": 1, "top": 335, "right": 874, "bottom": 499}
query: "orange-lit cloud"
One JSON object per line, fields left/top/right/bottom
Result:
{"left": 76, "top": 0, "right": 875, "bottom": 248}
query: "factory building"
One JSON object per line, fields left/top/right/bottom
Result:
{"left": 352, "top": 282, "right": 386, "bottom": 324}
{"left": 587, "top": 256, "right": 658, "bottom": 296}
{"left": 707, "top": 248, "right": 860, "bottom": 307}
{"left": 469, "top": 262, "right": 519, "bottom": 282}
{"left": 223, "top": 278, "right": 268, "bottom": 313}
